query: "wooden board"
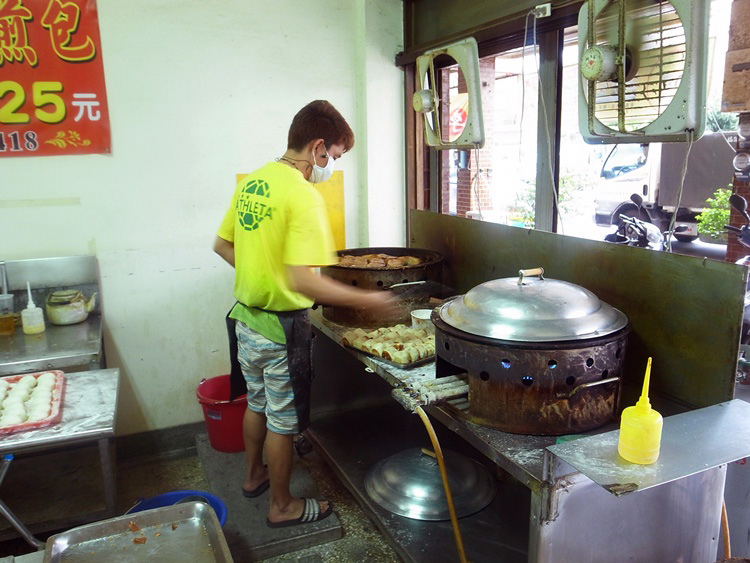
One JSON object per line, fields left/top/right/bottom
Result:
{"left": 312, "top": 170, "right": 346, "bottom": 251}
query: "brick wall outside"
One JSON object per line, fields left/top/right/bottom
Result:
{"left": 726, "top": 113, "right": 750, "bottom": 263}
{"left": 727, "top": 178, "right": 750, "bottom": 263}
{"left": 455, "top": 59, "right": 495, "bottom": 218}
{"left": 436, "top": 59, "right": 496, "bottom": 218}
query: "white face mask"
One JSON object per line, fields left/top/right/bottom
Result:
{"left": 309, "top": 148, "right": 335, "bottom": 183}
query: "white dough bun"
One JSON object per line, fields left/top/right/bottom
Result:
{"left": 7, "top": 387, "right": 29, "bottom": 401}
{"left": 2, "top": 396, "right": 25, "bottom": 409}
{"left": 18, "top": 375, "right": 37, "bottom": 389}
{"left": 30, "top": 399, "right": 49, "bottom": 411}
{"left": 0, "top": 414, "right": 24, "bottom": 426}
{"left": 37, "top": 372, "right": 57, "bottom": 386}
{"left": 30, "top": 385, "right": 52, "bottom": 397}
{"left": 3, "top": 403, "right": 26, "bottom": 416}
{"left": 2, "top": 406, "right": 26, "bottom": 419}
{"left": 0, "top": 379, "right": 9, "bottom": 391}
{"left": 27, "top": 396, "right": 50, "bottom": 409}
{"left": 28, "top": 407, "right": 49, "bottom": 421}
{"left": 36, "top": 380, "right": 56, "bottom": 392}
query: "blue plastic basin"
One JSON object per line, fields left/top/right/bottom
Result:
{"left": 125, "top": 490, "right": 227, "bottom": 527}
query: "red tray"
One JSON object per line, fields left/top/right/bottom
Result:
{"left": 0, "top": 370, "right": 66, "bottom": 436}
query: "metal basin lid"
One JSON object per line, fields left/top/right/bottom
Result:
{"left": 439, "top": 272, "right": 628, "bottom": 342}
{"left": 364, "top": 448, "right": 496, "bottom": 521}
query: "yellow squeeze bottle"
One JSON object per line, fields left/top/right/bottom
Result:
{"left": 618, "top": 357, "right": 663, "bottom": 464}
{"left": 21, "top": 281, "right": 45, "bottom": 335}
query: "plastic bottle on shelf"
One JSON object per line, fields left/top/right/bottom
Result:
{"left": 21, "top": 281, "right": 45, "bottom": 335}
{"left": 618, "top": 357, "right": 663, "bottom": 464}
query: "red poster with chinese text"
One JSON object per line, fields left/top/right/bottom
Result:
{"left": 0, "top": 0, "right": 110, "bottom": 157}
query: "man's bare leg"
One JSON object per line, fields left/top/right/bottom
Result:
{"left": 265, "top": 430, "right": 329, "bottom": 523}
{"left": 243, "top": 408, "right": 269, "bottom": 492}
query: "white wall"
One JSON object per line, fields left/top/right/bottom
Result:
{"left": 0, "top": 0, "right": 405, "bottom": 435}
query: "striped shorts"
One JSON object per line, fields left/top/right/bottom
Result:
{"left": 235, "top": 321, "right": 299, "bottom": 435}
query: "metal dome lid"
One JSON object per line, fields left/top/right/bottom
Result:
{"left": 364, "top": 448, "right": 496, "bottom": 521}
{"left": 438, "top": 268, "right": 628, "bottom": 342}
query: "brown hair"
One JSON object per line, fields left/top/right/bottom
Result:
{"left": 287, "top": 100, "right": 355, "bottom": 153}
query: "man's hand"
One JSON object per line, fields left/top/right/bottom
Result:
{"left": 355, "top": 290, "right": 401, "bottom": 318}
{"left": 287, "top": 265, "right": 402, "bottom": 315}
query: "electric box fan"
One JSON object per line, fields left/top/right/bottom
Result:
{"left": 413, "top": 37, "right": 485, "bottom": 149}
{"left": 578, "top": 0, "right": 710, "bottom": 144}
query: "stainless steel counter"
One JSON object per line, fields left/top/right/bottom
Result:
{"left": 0, "top": 315, "right": 103, "bottom": 376}
{"left": 548, "top": 399, "right": 750, "bottom": 495}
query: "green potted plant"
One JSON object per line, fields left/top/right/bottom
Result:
{"left": 696, "top": 186, "right": 732, "bottom": 244}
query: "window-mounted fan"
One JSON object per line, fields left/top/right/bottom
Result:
{"left": 578, "top": 0, "right": 710, "bottom": 144}
{"left": 413, "top": 37, "right": 485, "bottom": 149}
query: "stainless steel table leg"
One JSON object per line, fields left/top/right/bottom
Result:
{"left": 0, "top": 455, "right": 44, "bottom": 550}
{"left": 0, "top": 454, "right": 11, "bottom": 486}
{"left": 98, "top": 437, "right": 117, "bottom": 517}
{"left": 0, "top": 499, "right": 44, "bottom": 550}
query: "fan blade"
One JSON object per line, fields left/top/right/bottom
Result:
{"left": 597, "top": 4, "right": 619, "bottom": 46}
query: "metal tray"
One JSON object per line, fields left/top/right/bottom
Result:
{"left": 43, "top": 501, "right": 232, "bottom": 562}
{"left": 345, "top": 345, "right": 435, "bottom": 369}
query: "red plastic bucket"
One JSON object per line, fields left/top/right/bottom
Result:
{"left": 196, "top": 375, "right": 246, "bottom": 453}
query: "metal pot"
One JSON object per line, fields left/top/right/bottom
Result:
{"left": 46, "top": 290, "right": 97, "bottom": 325}
{"left": 433, "top": 268, "right": 630, "bottom": 435}
{"left": 321, "top": 247, "right": 443, "bottom": 327}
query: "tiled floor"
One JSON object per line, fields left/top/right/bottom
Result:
{"left": 0, "top": 443, "right": 400, "bottom": 561}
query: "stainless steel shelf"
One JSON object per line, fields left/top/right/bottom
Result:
{"left": 0, "top": 315, "right": 103, "bottom": 376}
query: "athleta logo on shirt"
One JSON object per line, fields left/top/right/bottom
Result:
{"left": 237, "top": 178, "right": 274, "bottom": 231}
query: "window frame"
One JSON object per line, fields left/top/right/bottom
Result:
{"left": 403, "top": 7, "right": 580, "bottom": 233}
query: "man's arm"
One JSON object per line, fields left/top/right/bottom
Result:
{"left": 213, "top": 236, "right": 235, "bottom": 267}
{"left": 287, "top": 265, "right": 398, "bottom": 312}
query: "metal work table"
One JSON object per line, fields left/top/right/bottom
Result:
{"left": 0, "top": 315, "right": 103, "bottom": 376}
{"left": 310, "top": 310, "right": 750, "bottom": 562}
{"left": 0, "top": 368, "right": 119, "bottom": 549}
{"left": 548, "top": 399, "right": 750, "bottom": 494}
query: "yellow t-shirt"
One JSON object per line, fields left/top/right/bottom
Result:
{"left": 217, "top": 161, "right": 337, "bottom": 343}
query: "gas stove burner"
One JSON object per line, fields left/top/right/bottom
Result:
{"left": 432, "top": 269, "right": 630, "bottom": 435}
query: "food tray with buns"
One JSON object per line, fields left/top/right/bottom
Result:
{"left": 341, "top": 325, "right": 436, "bottom": 369}
{"left": 344, "top": 345, "right": 435, "bottom": 370}
{"left": 0, "top": 370, "right": 65, "bottom": 436}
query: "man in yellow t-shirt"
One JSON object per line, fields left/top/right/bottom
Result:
{"left": 214, "top": 100, "right": 396, "bottom": 529}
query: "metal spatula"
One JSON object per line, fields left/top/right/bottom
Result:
{"left": 387, "top": 280, "right": 454, "bottom": 300}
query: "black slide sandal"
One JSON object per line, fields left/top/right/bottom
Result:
{"left": 266, "top": 498, "right": 333, "bottom": 528}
